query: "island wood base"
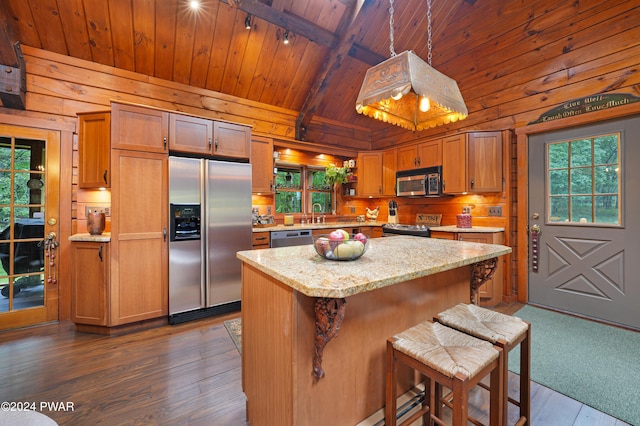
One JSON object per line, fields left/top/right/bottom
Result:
{"left": 241, "top": 263, "right": 472, "bottom": 426}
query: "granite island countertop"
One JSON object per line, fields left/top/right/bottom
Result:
{"left": 236, "top": 236, "right": 511, "bottom": 298}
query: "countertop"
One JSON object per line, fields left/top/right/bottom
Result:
{"left": 252, "top": 221, "right": 385, "bottom": 232}
{"left": 236, "top": 236, "right": 511, "bottom": 298}
{"left": 69, "top": 233, "right": 111, "bottom": 242}
{"left": 430, "top": 225, "right": 505, "bottom": 233}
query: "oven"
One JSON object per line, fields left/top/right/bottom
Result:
{"left": 381, "top": 224, "right": 431, "bottom": 237}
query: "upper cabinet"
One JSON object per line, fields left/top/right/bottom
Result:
{"left": 357, "top": 152, "right": 383, "bottom": 197}
{"left": 111, "top": 103, "right": 169, "bottom": 153}
{"left": 352, "top": 149, "right": 395, "bottom": 197}
{"left": 78, "top": 111, "right": 111, "bottom": 189}
{"left": 442, "top": 131, "right": 503, "bottom": 194}
{"left": 213, "top": 121, "right": 251, "bottom": 159}
{"left": 169, "top": 114, "right": 213, "bottom": 155}
{"left": 251, "top": 136, "right": 274, "bottom": 193}
{"left": 168, "top": 116, "right": 251, "bottom": 160}
{"left": 396, "top": 139, "right": 442, "bottom": 171}
{"left": 381, "top": 148, "right": 397, "bottom": 196}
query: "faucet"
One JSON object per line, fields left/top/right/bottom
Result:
{"left": 312, "top": 203, "right": 323, "bottom": 224}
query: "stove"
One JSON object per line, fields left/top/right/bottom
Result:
{"left": 381, "top": 223, "right": 431, "bottom": 237}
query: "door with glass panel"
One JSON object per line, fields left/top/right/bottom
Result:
{"left": 0, "top": 125, "right": 59, "bottom": 330}
{"left": 528, "top": 116, "right": 640, "bottom": 329}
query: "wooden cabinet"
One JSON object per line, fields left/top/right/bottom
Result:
{"left": 251, "top": 136, "right": 274, "bottom": 193}
{"left": 467, "top": 131, "right": 503, "bottom": 193}
{"left": 382, "top": 148, "right": 397, "bottom": 196}
{"left": 169, "top": 114, "right": 213, "bottom": 155}
{"left": 357, "top": 151, "right": 383, "bottom": 197}
{"left": 252, "top": 231, "right": 270, "bottom": 249}
{"left": 397, "top": 139, "right": 442, "bottom": 171}
{"left": 71, "top": 242, "right": 109, "bottom": 326}
{"left": 78, "top": 112, "right": 111, "bottom": 189}
{"left": 168, "top": 116, "right": 251, "bottom": 160}
{"left": 430, "top": 231, "right": 504, "bottom": 306}
{"left": 213, "top": 121, "right": 251, "bottom": 159}
{"left": 110, "top": 149, "right": 168, "bottom": 326}
{"left": 442, "top": 132, "right": 502, "bottom": 194}
{"left": 111, "top": 103, "right": 169, "bottom": 153}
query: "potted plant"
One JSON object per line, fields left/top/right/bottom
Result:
{"left": 325, "top": 165, "right": 352, "bottom": 214}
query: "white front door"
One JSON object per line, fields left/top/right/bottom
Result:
{"left": 528, "top": 115, "right": 640, "bottom": 329}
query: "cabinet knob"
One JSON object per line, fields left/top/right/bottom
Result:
{"left": 470, "top": 178, "right": 475, "bottom": 189}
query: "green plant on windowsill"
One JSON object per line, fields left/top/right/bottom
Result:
{"left": 325, "top": 165, "right": 352, "bottom": 214}
{"left": 324, "top": 165, "right": 352, "bottom": 186}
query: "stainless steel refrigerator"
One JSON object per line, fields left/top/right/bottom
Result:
{"left": 168, "top": 156, "right": 252, "bottom": 324}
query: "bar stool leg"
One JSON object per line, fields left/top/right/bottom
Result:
{"left": 491, "top": 348, "right": 505, "bottom": 426}
{"left": 385, "top": 339, "right": 398, "bottom": 426}
{"left": 520, "top": 325, "right": 531, "bottom": 425}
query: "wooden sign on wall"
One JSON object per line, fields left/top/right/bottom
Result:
{"left": 529, "top": 93, "right": 640, "bottom": 125}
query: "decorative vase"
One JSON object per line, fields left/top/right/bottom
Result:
{"left": 87, "top": 211, "right": 106, "bottom": 235}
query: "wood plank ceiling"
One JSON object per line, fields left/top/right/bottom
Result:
{"left": 0, "top": 0, "right": 471, "bottom": 138}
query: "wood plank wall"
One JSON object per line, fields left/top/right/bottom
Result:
{"left": 0, "top": 0, "right": 637, "bottom": 316}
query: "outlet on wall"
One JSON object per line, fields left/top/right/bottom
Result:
{"left": 487, "top": 206, "right": 502, "bottom": 217}
{"left": 85, "top": 206, "right": 110, "bottom": 217}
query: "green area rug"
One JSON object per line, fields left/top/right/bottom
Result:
{"left": 224, "top": 318, "right": 242, "bottom": 354}
{"left": 510, "top": 305, "right": 640, "bottom": 425}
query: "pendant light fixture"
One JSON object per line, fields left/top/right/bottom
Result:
{"left": 355, "top": 0, "right": 468, "bottom": 131}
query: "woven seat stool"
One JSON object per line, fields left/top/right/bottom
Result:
{"left": 435, "top": 303, "right": 531, "bottom": 426}
{"left": 385, "top": 321, "right": 504, "bottom": 426}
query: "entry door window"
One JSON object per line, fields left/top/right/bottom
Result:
{"left": 0, "top": 137, "right": 46, "bottom": 311}
{"left": 548, "top": 133, "right": 621, "bottom": 225}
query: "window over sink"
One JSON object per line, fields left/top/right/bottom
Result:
{"left": 275, "top": 166, "right": 332, "bottom": 215}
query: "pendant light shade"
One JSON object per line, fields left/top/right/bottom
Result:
{"left": 355, "top": 50, "right": 468, "bottom": 131}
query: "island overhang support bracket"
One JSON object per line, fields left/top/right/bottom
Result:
{"left": 470, "top": 258, "right": 498, "bottom": 305}
{"left": 313, "top": 297, "right": 346, "bottom": 380}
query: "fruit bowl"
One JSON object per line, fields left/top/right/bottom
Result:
{"left": 313, "top": 231, "right": 369, "bottom": 261}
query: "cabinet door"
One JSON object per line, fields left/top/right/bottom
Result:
{"left": 111, "top": 103, "right": 169, "bottom": 153}
{"left": 442, "top": 134, "right": 466, "bottom": 194}
{"left": 78, "top": 112, "right": 111, "bottom": 189}
{"left": 396, "top": 145, "right": 418, "bottom": 171}
{"left": 357, "top": 152, "right": 383, "bottom": 196}
{"left": 110, "top": 150, "right": 168, "bottom": 325}
{"left": 251, "top": 136, "right": 274, "bottom": 193}
{"left": 71, "top": 242, "right": 109, "bottom": 326}
{"left": 214, "top": 121, "right": 251, "bottom": 159}
{"left": 467, "top": 131, "right": 503, "bottom": 193}
{"left": 382, "top": 148, "right": 397, "bottom": 196}
{"left": 169, "top": 114, "right": 213, "bottom": 155}
{"left": 417, "top": 139, "right": 442, "bottom": 168}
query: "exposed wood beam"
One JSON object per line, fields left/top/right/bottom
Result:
{"left": 296, "top": 0, "right": 380, "bottom": 140}
{"left": 0, "top": 42, "right": 26, "bottom": 110}
{"left": 220, "top": 0, "right": 338, "bottom": 48}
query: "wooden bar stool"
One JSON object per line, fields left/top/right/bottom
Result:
{"left": 435, "top": 303, "right": 531, "bottom": 426}
{"left": 385, "top": 321, "right": 504, "bottom": 426}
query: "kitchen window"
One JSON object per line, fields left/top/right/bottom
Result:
{"left": 275, "top": 166, "right": 332, "bottom": 215}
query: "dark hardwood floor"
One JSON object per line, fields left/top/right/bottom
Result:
{"left": 0, "top": 304, "right": 630, "bottom": 425}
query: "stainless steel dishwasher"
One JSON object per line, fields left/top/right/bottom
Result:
{"left": 270, "top": 230, "right": 313, "bottom": 248}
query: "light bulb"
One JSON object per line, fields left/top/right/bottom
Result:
{"left": 189, "top": 0, "right": 200, "bottom": 10}
{"left": 391, "top": 90, "right": 403, "bottom": 101}
{"left": 419, "top": 96, "right": 430, "bottom": 112}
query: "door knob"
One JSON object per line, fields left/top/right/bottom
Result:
{"left": 532, "top": 212, "right": 540, "bottom": 219}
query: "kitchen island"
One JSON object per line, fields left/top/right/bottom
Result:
{"left": 237, "top": 236, "right": 511, "bottom": 426}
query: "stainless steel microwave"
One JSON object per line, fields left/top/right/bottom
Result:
{"left": 396, "top": 166, "right": 442, "bottom": 197}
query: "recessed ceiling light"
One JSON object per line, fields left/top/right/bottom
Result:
{"left": 189, "top": 0, "right": 200, "bottom": 10}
